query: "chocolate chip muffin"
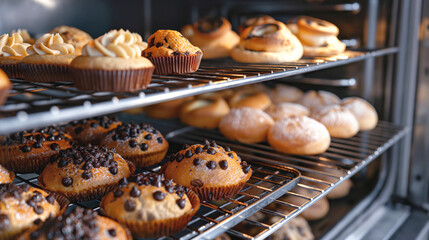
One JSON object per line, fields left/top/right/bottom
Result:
{"left": 142, "top": 30, "right": 203, "bottom": 74}
{"left": 0, "top": 164, "right": 14, "bottom": 184}
{"left": 0, "top": 126, "right": 72, "bottom": 173}
{"left": 0, "top": 184, "right": 63, "bottom": 240}
{"left": 100, "top": 173, "right": 199, "bottom": 238}
{"left": 101, "top": 122, "right": 168, "bottom": 168}
{"left": 163, "top": 140, "right": 252, "bottom": 201}
{"left": 17, "top": 207, "right": 132, "bottom": 240}
{"left": 65, "top": 115, "right": 122, "bottom": 145}
{"left": 38, "top": 145, "right": 134, "bottom": 202}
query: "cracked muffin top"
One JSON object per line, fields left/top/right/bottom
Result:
{"left": 142, "top": 30, "right": 202, "bottom": 58}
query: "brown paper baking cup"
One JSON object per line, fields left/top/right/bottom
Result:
{"left": 0, "top": 147, "right": 53, "bottom": 173}
{"left": 45, "top": 191, "right": 70, "bottom": 216}
{"left": 149, "top": 54, "right": 202, "bottom": 75}
{"left": 0, "top": 85, "right": 11, "bottom": 107}
{"left": 122, "top": 148, "right": 168, "bottom": 168}
{"left": 0, "top": 63, "right": 22, "bottom": 79}
{"left": 71, "top": 67, "right": 154, "bottom": 92}
{"left": 101, "top": 189, "right": 200, "bottom": 238}
{"left": 20, "top": 63, "right": 70, "bottom": 82}
{"left": 191, "top": 177, "right": 249, "bottom": 202}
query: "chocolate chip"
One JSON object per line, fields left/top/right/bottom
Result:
{"left": 203, "top": 144, "right": 209, "bottom": 150}
{"left": 90, "top": 122, "right": 98, "bottom": 128}
{"left": 140, "top": 143, "right": 148, "bottom": 151}
{"left": 157, "top": 137, "right": 163, "bottom": 143}
{"left": 20, "top": 145, "right": 31, "bottom": 153}
{"left": 57, "top": 159, "right": 68, "bottom": 168}
{"left": 109, "top": 166, "right": 118, "bottom": 175}
{"left": 207, "top": 148, "right": 216, "bottom": 155}
{"left": 150, "top": 37, "right": 155, "bottom": 46}
{"left": 114, "top": 189, "right": 123, "bottom": 198}
{"left": 32, "top": 191, "right": 42, "bottom": 202}
{"left": 184, "top": 51, "right": 190, "bottom": 56}
{"left": 33, "top": 141, "right": 43, "bottom": 148}
{"left": 124, "top": 199, "right": 136, "bottom": 211}
{"left": 156, "top": 42, "right": 163, "bottom": 48}
{"left": 193, "top": 157, "right": 203, "bottom": 166}
{"left": 176, "top": 198, "right": 186, "bottom": 209}
{"left": 228, "top": 153, "right": 234, "bottom": 158}
{"left": 33, "top": 205, "right": 44, "bottom": 214}
{"left": 82, "top": 171, "right": 92, "bottom": 180}
{"left": 144, "top": 134, "right": 152, "bottom": 140}
{"left": 0, "top": 214, "right": 9, "bottom": 230}
{"left": 210, "top": 141, "right": 217, "bottom": 147}
{"left": 172, "top": 51, "right": 180, "bottom": 56}
{"left": 146, "top": 52, "right": 152, "bottom": 58}
{"left": 224, "top": 146, "right": 231, "bottom": 152}
{"left": 242, "top": 163, "right": 251, "bottom": 174}
{"left": 108, "top": 228, "right": 117, "bottom": 237}
{"left": 219, "top": 160, "right": 228, "bottom": 170}
{"left": 165, "top": 186, "right": 174, "bottom": 193}
{"left": 62, "top": 177, "right": 73, "bottom": 187}
{"left": 50, "top": 143, "right": 60, "bottom": 150}
{"left": 33, "top": 218, "right": 42, "bottom": 225}
{"left": 82, "top": 162, "right": 92, "bottom": 170}
{"left": 195, "top": 146, "right": 203, "bottom": 154}
{"left": 46, "top": 195, "right": 55, "bottom": 205}
{"left": 153, "top": 191, "right": 165, "bottom": 201}
{"left": 176, "top": 154, "right": 184, "bottom": 163}
{"left": 185, "top": 149, "right": 193, "bottom": 158}
{"left": 190, "top": 179, "right": 204, "bottom": 187}
{"left": 74, "top": 127, "right": 83, "bottom": 135}
{"left": 206, "top": 160, "right": 217, "bottom": 170}
{"left": 128, "top": 139, "right": 138, "bottom": 148}
{"left": 130, "top": 186, "right": 141, "bottom": 197}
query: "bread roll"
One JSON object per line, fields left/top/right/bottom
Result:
{"left": 298, "top": 90, "right": 340, "bottom": 112}
{"left": 265, "top": 102, "right": 309, "bottom": 121}
{"left": 180, "top": 98, "right": 230, "bottom": 129}
{"left": 311, "top": 105, "right": 359, "bottom": 138}
{"left": 341, "top": 97, "right": 378, "bottom": 131}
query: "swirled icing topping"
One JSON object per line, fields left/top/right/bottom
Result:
{"left": 0, "top": 33, "right": 31, "bottom": 57}
{"left": 11, "top": 29, "right": 35, "bottom": 44}
{"left": 82, "top": 29, "right": 146, "bottom": 58}
{"left": 27, "top": 33, "right": 75, "bottom": 55}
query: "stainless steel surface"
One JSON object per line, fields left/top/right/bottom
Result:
{"left": 279, "top": 77, "right": 357, "bottom": 87}
{"left": 0, "top": 49, "right": 397, "bottom": 135}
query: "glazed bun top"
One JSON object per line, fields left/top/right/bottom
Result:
{"left": 297, "top": 16, "right": 339, "bottom": 36}
{"left": 193, "top": 17, "right": 232, "bottom": 39}
{"left": 238, "top": 15, "right": 276, "bottom": 33}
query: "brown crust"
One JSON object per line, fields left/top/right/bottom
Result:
{"left": 145, "top": 97, "right": 194, "bottom": 119}
{"left": 120, "top": 148, "right": 168, "bottom": 168}
{"left": 297, "top": 16, "right": 339, "bottom": 36}
{"left": 20, "top": 63, "right": 71, "bottom": 82}
{"left": 180, "top": 98, "right": 230, "bottom": 129}
{"left": 65, "top": 119, "right": 122, "bottom": 145}
{"left": 193, "top": 17, "right": 232, "bottom": 39}
{"left": 238, "top": 15, "right": 276, "bottom": 33}
{"left": 229, "top": 90, "right": 272, "bottom": 110}
{"left": 149, "top": 54, "right": 202, "bottom": 75}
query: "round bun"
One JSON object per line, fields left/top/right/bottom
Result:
{"left": 145, "top": 97, "right": 193, "bottom": 119}
{"left": 229, "top": 89, "right": 272, "bottom": 110}
{"left": 65, "top": 115, "right": 122, "bottom": 145}
{"left": 265, "top": 102, "right": 309, "bottom": 121}
{"left": 0, "top": 69, "right": 11, "bottom": 106}
{"left": 219, "top": 107, "right": 274, "bottom": 143}
{"left": 238, "top": 15, "right": 276, "bottom": 33}
{"left": 297, "top": 16, "right": 339, "bottom": 37}
{"left": 49, "top": 25, "right": 93, "bottom": 54}
{"left": 265, "top": 216, "right": 314, "bottom": 240}
{"left": 341, "top": 97, "right": 378, "bottom": 131}
{"left": 311, "top": 105, "right": 359, "bottom": 138}
{"left": 0, "top": 184, "right": 62, "bottom": 240}
{"left": 101, "top": 123, "right": 168, "bottom": 168}
{"left": 298, "top": 90, "right": 341, "bottom": 112}
{"left": 267, "top": 116, "right": 330, "bottom": 155}
{"left": 180, "top": 98, "right": 230, "bottom": 129}
{"left": 305, "top": 166, "right": 353, "bottom": 199}
{"left": 231, "top": 21, "right": 303, "bottom": 63}
{"left": 269, "top": 84, "right": 304, "bottom": 103}
{"left": 0, "top": 164, "right": 14, "bottom": 184}
{"left": 197, "top": 89, "right": 234, "bottom": 101}
{"left": 17, "top": 207, "right": 131, "bottom": 240}
{"left": 328, "top": 179, "right": 353, "bottom": 199}
{"left": 163, "top": 140, "right": 252, "bottom": 201}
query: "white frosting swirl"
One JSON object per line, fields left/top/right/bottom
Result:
{"left": 27, "top": 33, "right": 75, "bottom": 55}
{"left": 0, "top": 33, "right": 31, "bottom": 57}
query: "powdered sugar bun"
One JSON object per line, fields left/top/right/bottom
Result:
{"left": 219, "top": 107, "right": 274, "bottom": 143}
{"left": 265, "top": 103, "right": 309, "bottom": 121}
{"left": 311, "top": 105, "right": 359, "bottom": 138}
{"left": 341, "top": 97, "right": 378, "bottom": 131}
{"left": 298, "top": 90, "right": 340, "bottom": 112}
{"left": 269, "top": 84, "right": 303, "bottom": 103}
{"left": 267, "top": 116, "right": 330, "bottom": 155}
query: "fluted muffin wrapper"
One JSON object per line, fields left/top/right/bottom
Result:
{"left": 20, "top": 63, "right": 70, "bottom": 82}
{"left": 0, "top": 85, "right": 11, "bottom": 107}
{"left": 101, "top": 189, "right": 200, "bottom": 238}
{"left": 71, "top": 67, "right": 154, "bottom": 92}
{"left": 0, "top": 63, "right": 22, "bottom": 79}
{"left": 0, "top": 146, "right": 54, "bottom": 173}
{"left": 121, "top": 148, "right": 168, "bottom": 168}
{"left": 149, "top": 54, "right": 202, "bottom": 75}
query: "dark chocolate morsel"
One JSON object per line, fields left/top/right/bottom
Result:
{"left": 33, "top": 205, "right": 44, "bottom": 214}
{"left": 109, "top": 166, "right": 118, "bottom": 175}
{"left": 140, "top": 143, "right": 148, "bottom": 151}
{"left": 176, "top": 198, "right": 186, "bottom": 209}
{"left": 128, "top": 140, "right": 138, "bottom": 148}
{"left": 224, "top": 146, "right": 231, "bottom": 152}
{"left": 130, "top": 186, "right": 141, "bottom": 197}
{"left": 207, "top": 148, "right": 216, "bottom": 155}
{"left": 74, "top": 127, "right": 83, "bottom": 135}
{"left": 157, "top": 137, "right": 163, "bottom": 144}
{"left": 114, "top": 189, "right": 123, "bottom": 198}
{"left": 20, "top": 145, "right": 31, "bottom": 153}
{"left": 228, "top": 153, "right": 234, "bottom": 158}
{"left": 195, "top": 146, "right": 203, "bottom": 154}
{"left": 185, "top": 149, "right": 193, "bottom": 158}
{"left": 206, "top": 160, "right": 217, "bottom": 170}
{"left": 219, "top": 160, "right": 228, "bottom": 170}
{"left": 193, "top": 157, "right": 203, "bottom": 166}
{"left": 62, "top": 177, "right": 73, "bottom": 187}
{"left": 153, "top": 191, "right": 166, "bottom": 201}
{"left": 108, "top": 228, "right": 117, "bottom": 237}
{"left": 124, "top": 199, "right": 136, "bottom": 211}
{"left": 50, "top": 143, "right": 60, "bottom": 150}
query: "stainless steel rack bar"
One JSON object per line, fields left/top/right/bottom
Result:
{"left": 0, "top": 48, "right": 397, "bottom": 135}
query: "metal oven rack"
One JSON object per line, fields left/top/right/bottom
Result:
{"left": 0, "top": 48, "right": 397, "bottom": 135}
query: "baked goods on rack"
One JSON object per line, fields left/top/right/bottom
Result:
{"left": 266, "top": 216, "right": 314, "bottom": 240}
{"left": 0, "top": 126, "right": 72, "bottom": 173}
{"left": 17, "top": 207, "right": 132, "bottom": 240}
{"left": 183, "top": 17, "right": 240, "bottom": 59}
{"left": 101, "top": 122, "right": 168, "bottom": 168}
{"left": 39, "top": 145, "right": 134, "bottom": 202}
{"left": 0, "top": 33, "right": 31, "bottom": 79}
{"left": 65, "top": 115, "right": 122, "bottom": 145}
{"left": 298, "top": 90, "right": 341, "bottom": 112}
{"left": 0, "top": 184, "right": 63, "bottom": 240}
{"left": 71, "top": 29, "right": 153, "bottom": 92}
{"left": 11, "top": 29, "right": 34, "bottom": 44}
{"left": 219, "top": 107, "right": 274, "bottom": 144}
{"left": 180, "top": 97, "right": 230, "bottom": 129}
{"left": 341, "top": 97, "right": 378, "bottom": 131}
{"left": 145, "top": 97, "right": 194, "bottom": 119}
{"left": 0, "top": 69, "right": 11, "bottom": 106}
{"left": 231, "top": 21, "right": 303, "bottom": 63}
{"left": 142, "top": 30, "right": 202, "bottom": 74}
{"left": 49, "top": 25, "right": 93, "bottom": 54}
{"left": 0, "top": 164, "right": 14, "bottom": 184}
{"left": 311, "top": 105, "right": 359, "bottom": 138}
{"left": 267, "top": 116, "right": 331, "bottom": 155}
{"left": 269, "top": 84, "right": 304, "bottom": 103}
{"left": 238, "top": 15, "right": 276, "bottom": 34}
{"left": 265, "top": 102, "right": 310, "bottom": 121}
{"left": 100, "top": 173, "right": 199, "bottom": 238}
{"left": 289, "top": 16, "right": 346, "bottom": 57}
{"left": 282, "top": 187, "right": 329, "bottom": 221}
{"left": 163, "top": 140, "right": 252, "bottom": 201}
{"left": 228, "top": 89, "right": 272, "bottom": 110}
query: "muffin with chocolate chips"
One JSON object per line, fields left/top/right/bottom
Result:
{"left": 142, "top": 30, "right": 203, "bottom": 74}
{"left": 0, "top": 164, "right": 14, "bottom": 184}
{"left": 0, "top": 126, "right": 72, "bottom": 173}
{"left": 38, "top": 145, "right": 134, "bottom": 202}
{"left": 0, "top": 184, "right": 64, "bottom": 240}
{"left": 101, "top": 122, "right": 168, "bottom": 168}
{"left": 100, "top": 173, "right": 199, "bottom": 238}
{"left": 17, "top": 207, "right": 132, "bottom": 240}
{"left": 65, "top": 115, "right": 122, "bottom": 145}
{"left": 163, "top": 140, "right": 252, "bottom": 201}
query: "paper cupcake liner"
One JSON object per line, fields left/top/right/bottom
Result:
{"left": 21, "top": 63, "right": 70, "bottom": 82}
{"left": 71, "top": 67, "right": 154, "bottom": 92}
{"left": 191, "top": 177, "right": 249, "bottom": 202}
{"left": 0, "top": 63, "right": 22, "bottom": 79}
{"left": 0, "top": 146, "right": 53, "bottom": 173}
{"left": 101, "top": 189, "right": 200, "bottom": 238}
{"left": 149, "top": 54, "right": 202, "bottom": 75}
{"left": 122, "top": 148, "right": 168, "bottom": 168}
{"left": 46, "top": 191, "right": 70, "bottom": 216}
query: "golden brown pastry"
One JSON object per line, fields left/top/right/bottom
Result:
{"left": 145, "top": 97, "right": 194, "bottom": 119}
{"left": 49, "top": 25, "right": 93, "bottom": 54}
{"left": 39, "top": 145, "right": 134, "bottom": 202}
{"left": 0, "top": 164, "right": 14, "bottom": 184}
{"left": 238, "top": 15, "right": 276, "bottom": 34}
{"left": 100, "top": 173, "right": 199, "bottom": 238}
{"left": 269, "top": 84, "right": 304, "bottom": 103}
{"left": 341, "top": 97, "right": 378, "bottom": 131}
{"left": 298, "top": 90, "right": 341, "bottom": 112}
{"left": 219, "top": 107, "right": 274, "bottom": 143}
{"left": 228, "top": 89, "right": 272, "bottom": 110}
{"left": 0, "top": 69, "right": 11, "bottom": 106}
{"left": 311, "top": 105, "right": 359, "bottom": 138}
{"left": 267, "top": 116, "right": 331, "bottom": 155}
{"left": 163, "top": 140, "right": 252, "bottom": 201}
{"left": 265, "top": 102, "right": 310, "bottom": 121}
{"left": 180, "top": 98, "right": 230, "bottom": 129}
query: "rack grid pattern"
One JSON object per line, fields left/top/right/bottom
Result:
{"left": 0, "top": 48, "right": 397, "bottom": 134}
